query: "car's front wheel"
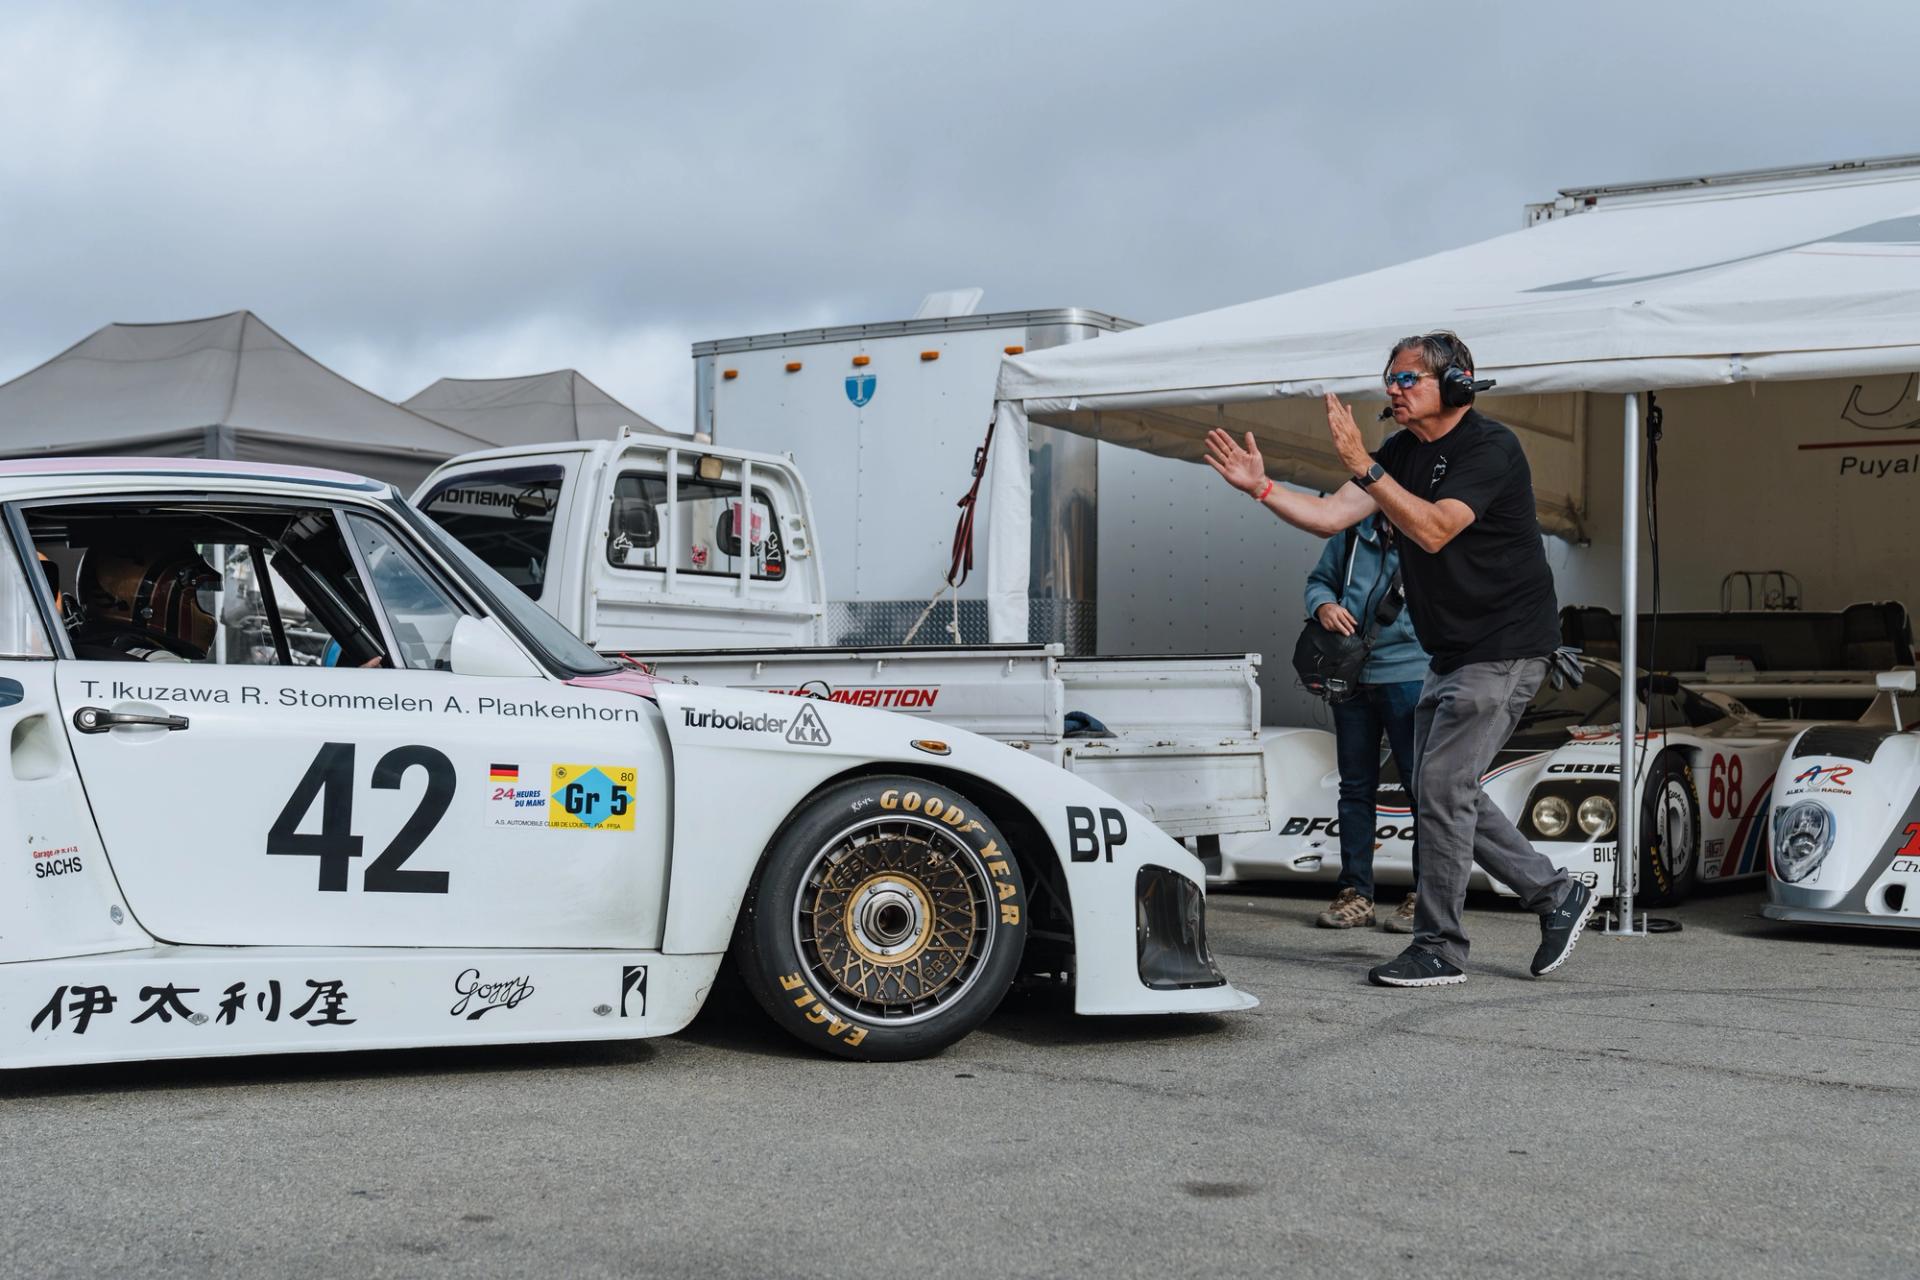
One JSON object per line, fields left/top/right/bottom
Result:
{"left": 733, "top": 775, "right": 1029, "bottom": 1061}
{"left": 1637, "top": 752, "right": 1701, "bottom": 907}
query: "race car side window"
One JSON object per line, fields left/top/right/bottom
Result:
{"left": 0, "top": 517, "right": 53, "bottom": 659}
{"left": 14, "top": 497, "right": 458, "bottom": 671}
{"left": 342, "top": 513, "right": 467, "bottom": 672}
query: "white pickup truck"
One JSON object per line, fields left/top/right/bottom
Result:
{"left": 413, "top": 432, "right": 1266, "bottom": 845}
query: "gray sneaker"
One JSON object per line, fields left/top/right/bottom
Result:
{"left": 1382, "top": 892, "right": 1417, "bottom": 933}
{"left": 1315, "top": 887, "right": 1375, "bottom": 929}
{"left": 1530, "top": 881, "right": 1597, "bottom": 976}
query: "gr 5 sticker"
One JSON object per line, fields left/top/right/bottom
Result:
{"left": 548, "top": 764, "right": 638, "bottom": 831}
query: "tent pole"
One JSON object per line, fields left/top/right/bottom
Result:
{"left": 1607, "top": 392, "right": 1648, "bottom": 937}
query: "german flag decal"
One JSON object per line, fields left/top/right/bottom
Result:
{"left": 488, "top": 763, "right": 519, "bottom": 782}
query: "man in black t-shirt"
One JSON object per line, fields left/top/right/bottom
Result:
{"left": 1205, "top": 331, "right": 1596, "bottom": 988}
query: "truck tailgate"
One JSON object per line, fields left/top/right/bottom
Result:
{"left": 1062, "top": 739, "right": 1269, "bottom": 838}
{"left": 1055, "top": 654, "right": 1261, "bottom": 740}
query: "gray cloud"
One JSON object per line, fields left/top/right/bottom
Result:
{"left": 1, "top": 0, "right": 1916, "bottom": 431}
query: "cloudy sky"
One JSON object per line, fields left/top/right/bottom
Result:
{"left": 2, "top": 1, "right": 1916, "bottom": 430}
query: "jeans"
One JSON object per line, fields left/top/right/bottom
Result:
{"left": 1331, "top": 679, "right": 1423, "bottom": 902}
{"left": 1410, "top": 658, "right": 1570, "bottom": 967}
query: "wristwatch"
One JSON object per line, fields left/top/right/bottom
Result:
{"left": 1353, "top": 462, "right": 1385, "bottom": 490}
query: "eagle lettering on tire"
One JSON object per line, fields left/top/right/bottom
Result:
{"left": 733, "top": 775, "right": 1028, "bottom": 1061}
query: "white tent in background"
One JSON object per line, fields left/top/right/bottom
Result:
{"left": 404, "top": 369, "right": 678, "bottom": 444}
{"left": 0, "top": 311, "right": 490, "bottom": 490}
{"left": 987, "top": 151, "right": 1920, "bottom": 925}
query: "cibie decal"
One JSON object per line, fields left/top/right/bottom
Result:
{"left": 548, "top": 764, "right": 638, "bottom": 831}
{"left": 620, "top": 965, "right": 648, "bottom": 1018}
{"left": 449, "top": 968, "right": 535, "bottom": 1020}
{"left": 786, "top": 703, "right": 832, "bottom": 747}
{"left": 845, "top": 372, "right": 876, "bottom": 408}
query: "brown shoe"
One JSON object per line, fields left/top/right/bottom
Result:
{"left": 1382, "top": 893, "right": 1417, "bottom": 933}
{"left": 1315, "top": 887, "right": 1375, "bottom": 929}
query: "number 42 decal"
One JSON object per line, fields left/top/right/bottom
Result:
{"left": 268, "top": 742, "right": 454, "bottom": 894}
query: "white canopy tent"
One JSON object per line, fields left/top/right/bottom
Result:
{"left": 987, "top": 153, "right": 1920, "bottom": 926}
{"left": 0, "top": 311, "right": 492, "bottom": 490}
{"left": 403, "top": 369, "right": 678, "bottom": 444}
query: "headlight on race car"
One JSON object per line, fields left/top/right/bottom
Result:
{"left": 1773, "top": 800, "right": 1836, "bottom": 884}
{"left": 1531, "top": 795, "right": 1571, "bottom": 838}
{"left": 1577, "top": 794, "right": 1617, "bottom": 838}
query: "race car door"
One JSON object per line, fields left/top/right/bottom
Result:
{"left": 36, "top": 495, "right": 671, "bottom": 950}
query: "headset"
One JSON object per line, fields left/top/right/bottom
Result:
{"left": 1430, "top": 332, "right": 1497, "bottom": 409}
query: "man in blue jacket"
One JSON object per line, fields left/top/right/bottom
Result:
{"left": 1303, "top": 516, "right": 1428, "bottom": 931}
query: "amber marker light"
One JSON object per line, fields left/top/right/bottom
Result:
{"left": 722, "top": 369, "right": 739, "bottom": 380}
{"left": 911, "top": 739, "right": 952, "bottom": 756}
{"left": 920, "top": 350, "right": 940, "bottom": 361}
{"left": 785, "top": 361, "right": 802, "bottom": 372}
{"left": 851, "top": 354, "right": 871, "bottom": 367}
{"left": 1004, "top": 345, "right": 1025, "bottom": 355}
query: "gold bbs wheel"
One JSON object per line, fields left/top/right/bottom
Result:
{"left": 793, "top": 816, "right": 997, "bottom": 1025}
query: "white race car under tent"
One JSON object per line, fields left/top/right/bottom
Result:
{"left": 986, "top": 151, "right": 1920, "bottom": 927}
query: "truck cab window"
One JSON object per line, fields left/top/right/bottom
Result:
{"left": 416, "top": 465, "right": 565, "bottom": 601}
{"left": 607, "top": 473, "right": 785, "bottom": 581}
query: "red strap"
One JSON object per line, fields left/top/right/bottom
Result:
{"left": 946, "top": 416, "right": 996, "bottom": 588}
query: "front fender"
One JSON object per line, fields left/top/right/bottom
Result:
{"left": 651, "top": 685, "right": 1255, "bottom": 1016}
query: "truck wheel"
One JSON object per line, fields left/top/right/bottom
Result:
{"left": 1637, "top": 753, "right": 1701, "bottom": 907}
{"left": 733, "top": 775, "right": 1028, "bottom": 1061}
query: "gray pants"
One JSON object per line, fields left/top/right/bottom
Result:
{"left": 1410, "top": 657, "right": 1569, "bottom": 966}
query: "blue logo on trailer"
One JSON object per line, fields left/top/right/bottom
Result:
{"left": 845, "top": 373, "right": 876, "bottom": 407}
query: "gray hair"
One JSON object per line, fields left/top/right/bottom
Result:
{"left": 1384, "top": 331, "right": 1473, "bottom": 380}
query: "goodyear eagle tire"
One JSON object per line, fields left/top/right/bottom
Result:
{"left": 733, "top": 775, "right": 1028, "bottom": 1062}
{"left": 1637, "top": 752, "right": 1701, "bottom": 908}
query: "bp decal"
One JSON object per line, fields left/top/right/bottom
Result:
{"left": 845, "top": 373, "right": 876, "bottom": 408}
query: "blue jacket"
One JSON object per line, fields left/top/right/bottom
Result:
{"left": 1303, "top": 519, "right": 1430, "bottom": 685}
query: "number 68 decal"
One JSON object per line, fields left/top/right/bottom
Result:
{"left": 268, "top": 742, "right": 454, "bottom": 894}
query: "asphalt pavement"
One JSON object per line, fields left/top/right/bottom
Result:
{"left": 3, "top": 880, "right": 1917, "bottom": 1280}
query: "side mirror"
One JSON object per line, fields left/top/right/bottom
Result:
{"left": 1876, "top": 670, "right": 1917, "bottom": 693}
{"left": 449, "top": 615, "right": 541, "bottom": 679}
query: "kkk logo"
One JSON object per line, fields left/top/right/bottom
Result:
{"left": 786, "top": 702, "right": 832, "bottom": 747}
{"left": 845, "top": 373, "right": 876, "bottom": 408}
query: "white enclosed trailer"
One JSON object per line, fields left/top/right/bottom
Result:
{"left": 694, "top": 297, "right": 1371, "bottom": 728}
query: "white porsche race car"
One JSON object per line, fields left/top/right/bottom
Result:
{"left": 1, "top": 459, "right": 1251, "bottom": 1070}
{"left": 1223, "top": 658, "right": 1879, "bottom": 907}
{"left": 1763, "top": 673, "right": 1920, "bottom": 930}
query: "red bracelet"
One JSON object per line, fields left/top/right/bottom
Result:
{"left": 1254, "top": 479, "right": 1274, "bottom": 503}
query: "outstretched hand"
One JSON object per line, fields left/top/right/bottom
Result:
{"left": 1204, "top": 428, "right": 1267, "bottom": 495}
{"left": 1324, "top": 393, "right": 1372, "bottom": 476}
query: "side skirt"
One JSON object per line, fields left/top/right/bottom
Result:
{"left": 4, "top": 946, "right": 723, "bottom": 1069}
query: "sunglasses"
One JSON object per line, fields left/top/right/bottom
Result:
{"left": 1382, "top": 371, "right": 1434, "bottom": 390}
